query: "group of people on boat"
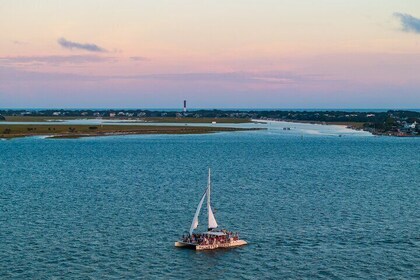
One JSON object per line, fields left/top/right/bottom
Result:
{"left": 182, "top": 230, "right": 240, "bottom": 245}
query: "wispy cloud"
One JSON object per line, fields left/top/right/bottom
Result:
{"left": 130, "top": 56, "right": 148, "bottom": 61}
{"left": 0, "top": 67, "right": 327, "bottom": 85}
{"left": 12, "top": 40, "right": 28, "bottom": 45}
{"left": 0, "top": 66, "right": 101, "bottom": 82}
{"left": 394, "top": 13, "right": 420, "bottom": 34}
{"left": 0, "top": 55, "right": 116, "bottom": 65}
{"left": 126, "top": 71, "right": 328, "bottom": 84}
{"left": 58, "top": 37, "right": 107, "bottom": 52}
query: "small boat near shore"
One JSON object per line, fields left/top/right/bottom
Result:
{"left": 175, "top": 169, "right": 247, "bottom": 250}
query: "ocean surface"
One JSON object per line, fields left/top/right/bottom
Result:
{"left": 0, "top": 124, "right": 419, "bottom": 279}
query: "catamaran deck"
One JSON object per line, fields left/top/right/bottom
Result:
{"left": 175, "top": 239, "right": 247, "bottom": 250}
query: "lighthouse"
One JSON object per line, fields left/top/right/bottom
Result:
{"left": 183, "top": 100, "right": 187, "bottom": 113}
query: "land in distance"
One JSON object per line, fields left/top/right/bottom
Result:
{"left": 0, "top": 124, "right": 261, "bottom": 139}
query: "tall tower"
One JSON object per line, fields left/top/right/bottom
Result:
{"left": 183, "top": 100, "right": 187, "bottom": 113}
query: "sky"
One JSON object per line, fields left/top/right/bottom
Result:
{"left": 1, "top": 0, "right": 420, "bottom": 109}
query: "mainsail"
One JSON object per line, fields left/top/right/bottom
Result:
{"left": 189, "top": 190, "right": 206, "bottom": 235}
{"left": 189, "top": 168, "right": 218, "bottom": 235}
{"left": 207, "top": 168, "right": 218, "bottom": 230}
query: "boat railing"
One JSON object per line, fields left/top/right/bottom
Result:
{"left": 181, "top": 232, "right": 240, "bottom": 245}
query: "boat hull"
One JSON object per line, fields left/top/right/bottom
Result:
{"left": 175, "top": 240, "right": 247, "bottom": 250}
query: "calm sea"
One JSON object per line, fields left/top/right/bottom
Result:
{"left": 0, "top": 127, "right": 419, "bottom": 279}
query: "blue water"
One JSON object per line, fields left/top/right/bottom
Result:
{"left": 0, "top": 130, "right": 419, "bottom": 279}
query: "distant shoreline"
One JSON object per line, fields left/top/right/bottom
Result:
{"left": 0, "top": 116, "right": 251, "bottom": 124}
{"left": 252, "top": 119, "right": 364, "bottom": 128}
{"left": 1, "top": 109, "right": 418, "bottom": 137}
{"left": 253, "top": 119, "right": 419, "bottom": 137}
{"left": 0, "top": 124, "right": 261, "bottom": 140}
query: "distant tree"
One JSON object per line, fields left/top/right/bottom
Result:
{"left": 385, "top": 117, "right": 396, "bottom": 129}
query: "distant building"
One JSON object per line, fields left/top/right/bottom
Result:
{"left": 109, "top": 112, "right": 116, "bottom": 117}
{"left": 183, "top": 100, "right": 187, "bottom": 113}
{"left": 404, "top": 121, "right": 417, "bottom": 129}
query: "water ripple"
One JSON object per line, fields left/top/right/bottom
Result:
{"left": 0, "top": 133, "right": 419, "bottom": 279}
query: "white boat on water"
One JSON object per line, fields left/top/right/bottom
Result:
{"left": 175, "top": 169, "right": 247, "bottom": 250}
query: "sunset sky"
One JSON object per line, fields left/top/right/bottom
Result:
{"left": 1, "top": 0, "right": 420, "bottom": 108}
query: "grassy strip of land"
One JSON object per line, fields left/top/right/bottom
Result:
{"left": 2, "top": 116, "right": 250, "bottom": 123}
{"left": 0, "top": 124, "right": 260, "bottom": 139}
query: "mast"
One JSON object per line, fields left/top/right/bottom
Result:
{"left": 207, "top": 168, "right": 211, "bottom": 209}
{"left": 189, "top": 169, "right": 218, "bottom": 235}
{"left": 207, "top": 168, "right": 218, "bottom": 230}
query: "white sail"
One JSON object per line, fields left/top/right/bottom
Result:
{"left": 207, "top": 168, "right": 218, "bottom": 229}
{"left": 208, "top": 207, "right": 218, "bottom": 229}
{"left": 189, "top": 191, "right": 206, "bottom": 235}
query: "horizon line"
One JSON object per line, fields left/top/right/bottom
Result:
{"left": 1, "top": 107, "right": 419, "bottom": 111}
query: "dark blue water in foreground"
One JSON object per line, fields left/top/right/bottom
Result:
{"left": 0, "top": 131, "right": 419, "bottom": 279}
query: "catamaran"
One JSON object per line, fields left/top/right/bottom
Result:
{"left": 175, "top": 169, "right": 247, "bottom": 250}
